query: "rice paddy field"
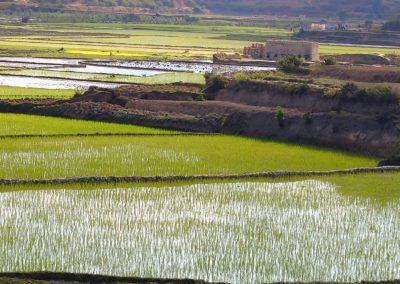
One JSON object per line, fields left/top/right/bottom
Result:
{"left": 0, "top": 114, "right": 177, "bottom": 136}
{"left": 0, "top": 112, "right": 398, "bottom": 283}
{"left": 0, "top": 135, "right": 375, "bottom": 180}
{"left": 0, "top": 86, "right": 75, "bottom": 99}
{"left": 0, "top": 176, "right": 400, "bottom": 283}
{"left": 0, "top": 19, "right": 399, "bottom": 282}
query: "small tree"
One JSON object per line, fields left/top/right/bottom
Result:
{"left": 323, "top": 57, "right": 337, "bottom": 66}
{"left": 21, "top": 16, "right": 30, "bottom": 23}
{"left": 275, "top": 106, "right": 285, "bottom": 128}
{"left": 340, "top": 82, "right": 359, "bottom": 97}
{"left": 277, "top": 55, "right": 303, "bottom": 72}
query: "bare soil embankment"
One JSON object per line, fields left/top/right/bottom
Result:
{"left": 0, "top": 272, "right": 398, "bottom": 284}
{"left": 0, "top": 80, "right": 399, "bottom": 157}
{"left": 0, "top": 272, "right": 221, "bottom": 284}
{"left": 310, "top": 65, "right": 400, "bottom": 83}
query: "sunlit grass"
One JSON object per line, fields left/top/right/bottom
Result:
{"left": 320, "top": 44, "right": 400, "bottom": 55}
{"left": 0, "top": 86, "right": 74, "bottom": 99}
{"left": 0, "top": 113, "right": 177, "bottom": 136}
{"left": 0, "top": 135, "right": 376, "bottom": 179}
{"left": 0, "top": 180, "right": 399, "bottom": 283}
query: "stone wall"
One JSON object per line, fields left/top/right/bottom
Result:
{"left": 243, "top": 40, "right": 319, "bottom": 62}
{"left": 265, "top": 40, "right": 320, "bottom": 61}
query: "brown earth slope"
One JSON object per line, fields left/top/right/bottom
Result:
{"left": 0, "top": 80, "right": 399, "bottom": 157}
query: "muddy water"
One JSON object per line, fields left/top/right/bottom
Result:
{"left": 0, "top": 75, "right": 123, "bottom": 90}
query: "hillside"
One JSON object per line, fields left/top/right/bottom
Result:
{"left": 0, "top": 0, "right": 399, "bottom": 18}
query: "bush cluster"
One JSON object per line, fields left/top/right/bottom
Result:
{"left": 323, "top": 57, "right": 337, "bottom": 66}
{"left": 233, "top": 71, "right": 274, "bottom": 81}
{"left": 339, "top": 83, "right": 398, "bottom": 103}
{"left": 204, "top": 73, "right": 229, "bottom": 99}
{"left": 277, "top": 55, "right": 303, "bottom": 72}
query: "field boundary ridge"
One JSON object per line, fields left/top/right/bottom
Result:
{"left": 1, "top": 167, "right": 400, "bottom": 185}
{"left": 0, "top": 133, "right": 219, "bottom": 139}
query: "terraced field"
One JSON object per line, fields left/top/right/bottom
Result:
{"left": 1, "top": 177, "right": 399, "bottom": 283}
{"left": 0, "top": 113, "right": 177, "bottom": 136}
{"left": 0, "top": 113, "right": 375, "bottom": 180}
{"left": 0, "top": 113, "right": 398, "bottom": 283}
{"left": 0, "top": 20, "right": 399, "bottom": 282}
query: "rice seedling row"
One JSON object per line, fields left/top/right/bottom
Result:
{"left": 0, "top": 180, "right": 399, "bottom": 283}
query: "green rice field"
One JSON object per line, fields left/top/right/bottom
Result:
{"left": 0, "top": 135, "right": 375, "bottom": 179}
{"left": 0, "top": 114, "right": 177, "bottom": 136}
{"left": 0, "top": 86, "right": 75, "bottom": 99}
{"left": 0, "top": 112, "right": 397, "bottom": 283}
{"left": 0, "top": 113, "right": 377, "bottom": 179}
{"left": 0, "top": 177, "right": 399, "bottom": 283}
{"left": 0, "top": 17, "right": 399, "bottom": 284}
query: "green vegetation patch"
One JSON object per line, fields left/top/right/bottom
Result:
{"left": 0, "top": 113, "right": 177, "bottom": 136}
{"left": 0, "top": 68, "right": 206, "bottom": 85}
{"left": 0, "top": 178, "right": 398, "bottom": 282}
{"left": 328, "top": 172, "right": 400, "bottom": 203}
{"left": 0, "top": 86, "right": 75, "bottom": 99}
{"left": 0, "top": 135, "right": 376, "bottom": 179}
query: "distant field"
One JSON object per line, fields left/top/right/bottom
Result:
{"left": 320, "top": 45, "right": 400, "bottom": 55}
{"left": 0, "top": 113, "right": 177, "bottom": 135}
{"left": 0, "top": 23, "right": 396, "bottom": 60}
{"left": 0, "top": 86, "right": 75, "bottom": 99}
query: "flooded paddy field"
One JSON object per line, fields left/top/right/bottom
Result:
{"left": 0, "top": 56, "right": 273, "bottom": 91}
{"left": 0, "top": 75, "right": 123, "bottom": 90}
{"left": 0, "top": 179, "right": 399, "bottom": 283}
{"left": 87, "top": 59, "right": 275, "bottom": 74}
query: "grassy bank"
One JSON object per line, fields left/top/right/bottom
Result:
{"left": 0, "top": 86, "right": 75, "bottom": 99}
{"left": 0, "top": 113, "right": 178, "bottom": 135}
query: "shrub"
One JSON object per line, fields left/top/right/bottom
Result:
{"left": 233, "top": 71, "right": 274, "bottom": 81}
{"left": 277, "top": 55, "right": 303, "bottom": 72}
{"left": 383, "top": 15, "right": 400, "bottom": 31}
{"left": 21, "top": 16, "right": 30, "bottom": 23}
{"left": 275, "top": 106, "right": 285, "bottom": 127}
{"left": 340, "top": 83, "right": 359, "bottom": 97}
{"left": 204, "top": 73, "right": 229, "bottom": 100}
{"left": 74, "top": 88, "right": 85, "bottom": 97}
{"left": 323, "top": 57, "right": 337, "bottom": 66}
{"left": 339, "top": 83, "right": 398, "bottom": 103}
{"left": 286, "top": 83, "right": 310, "bottom": 95}
{"left": 303, "top": 112, "right": 313, "bottom": 124}
{"left": 323, "top": 88, "right": 340, "bottom": 97}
